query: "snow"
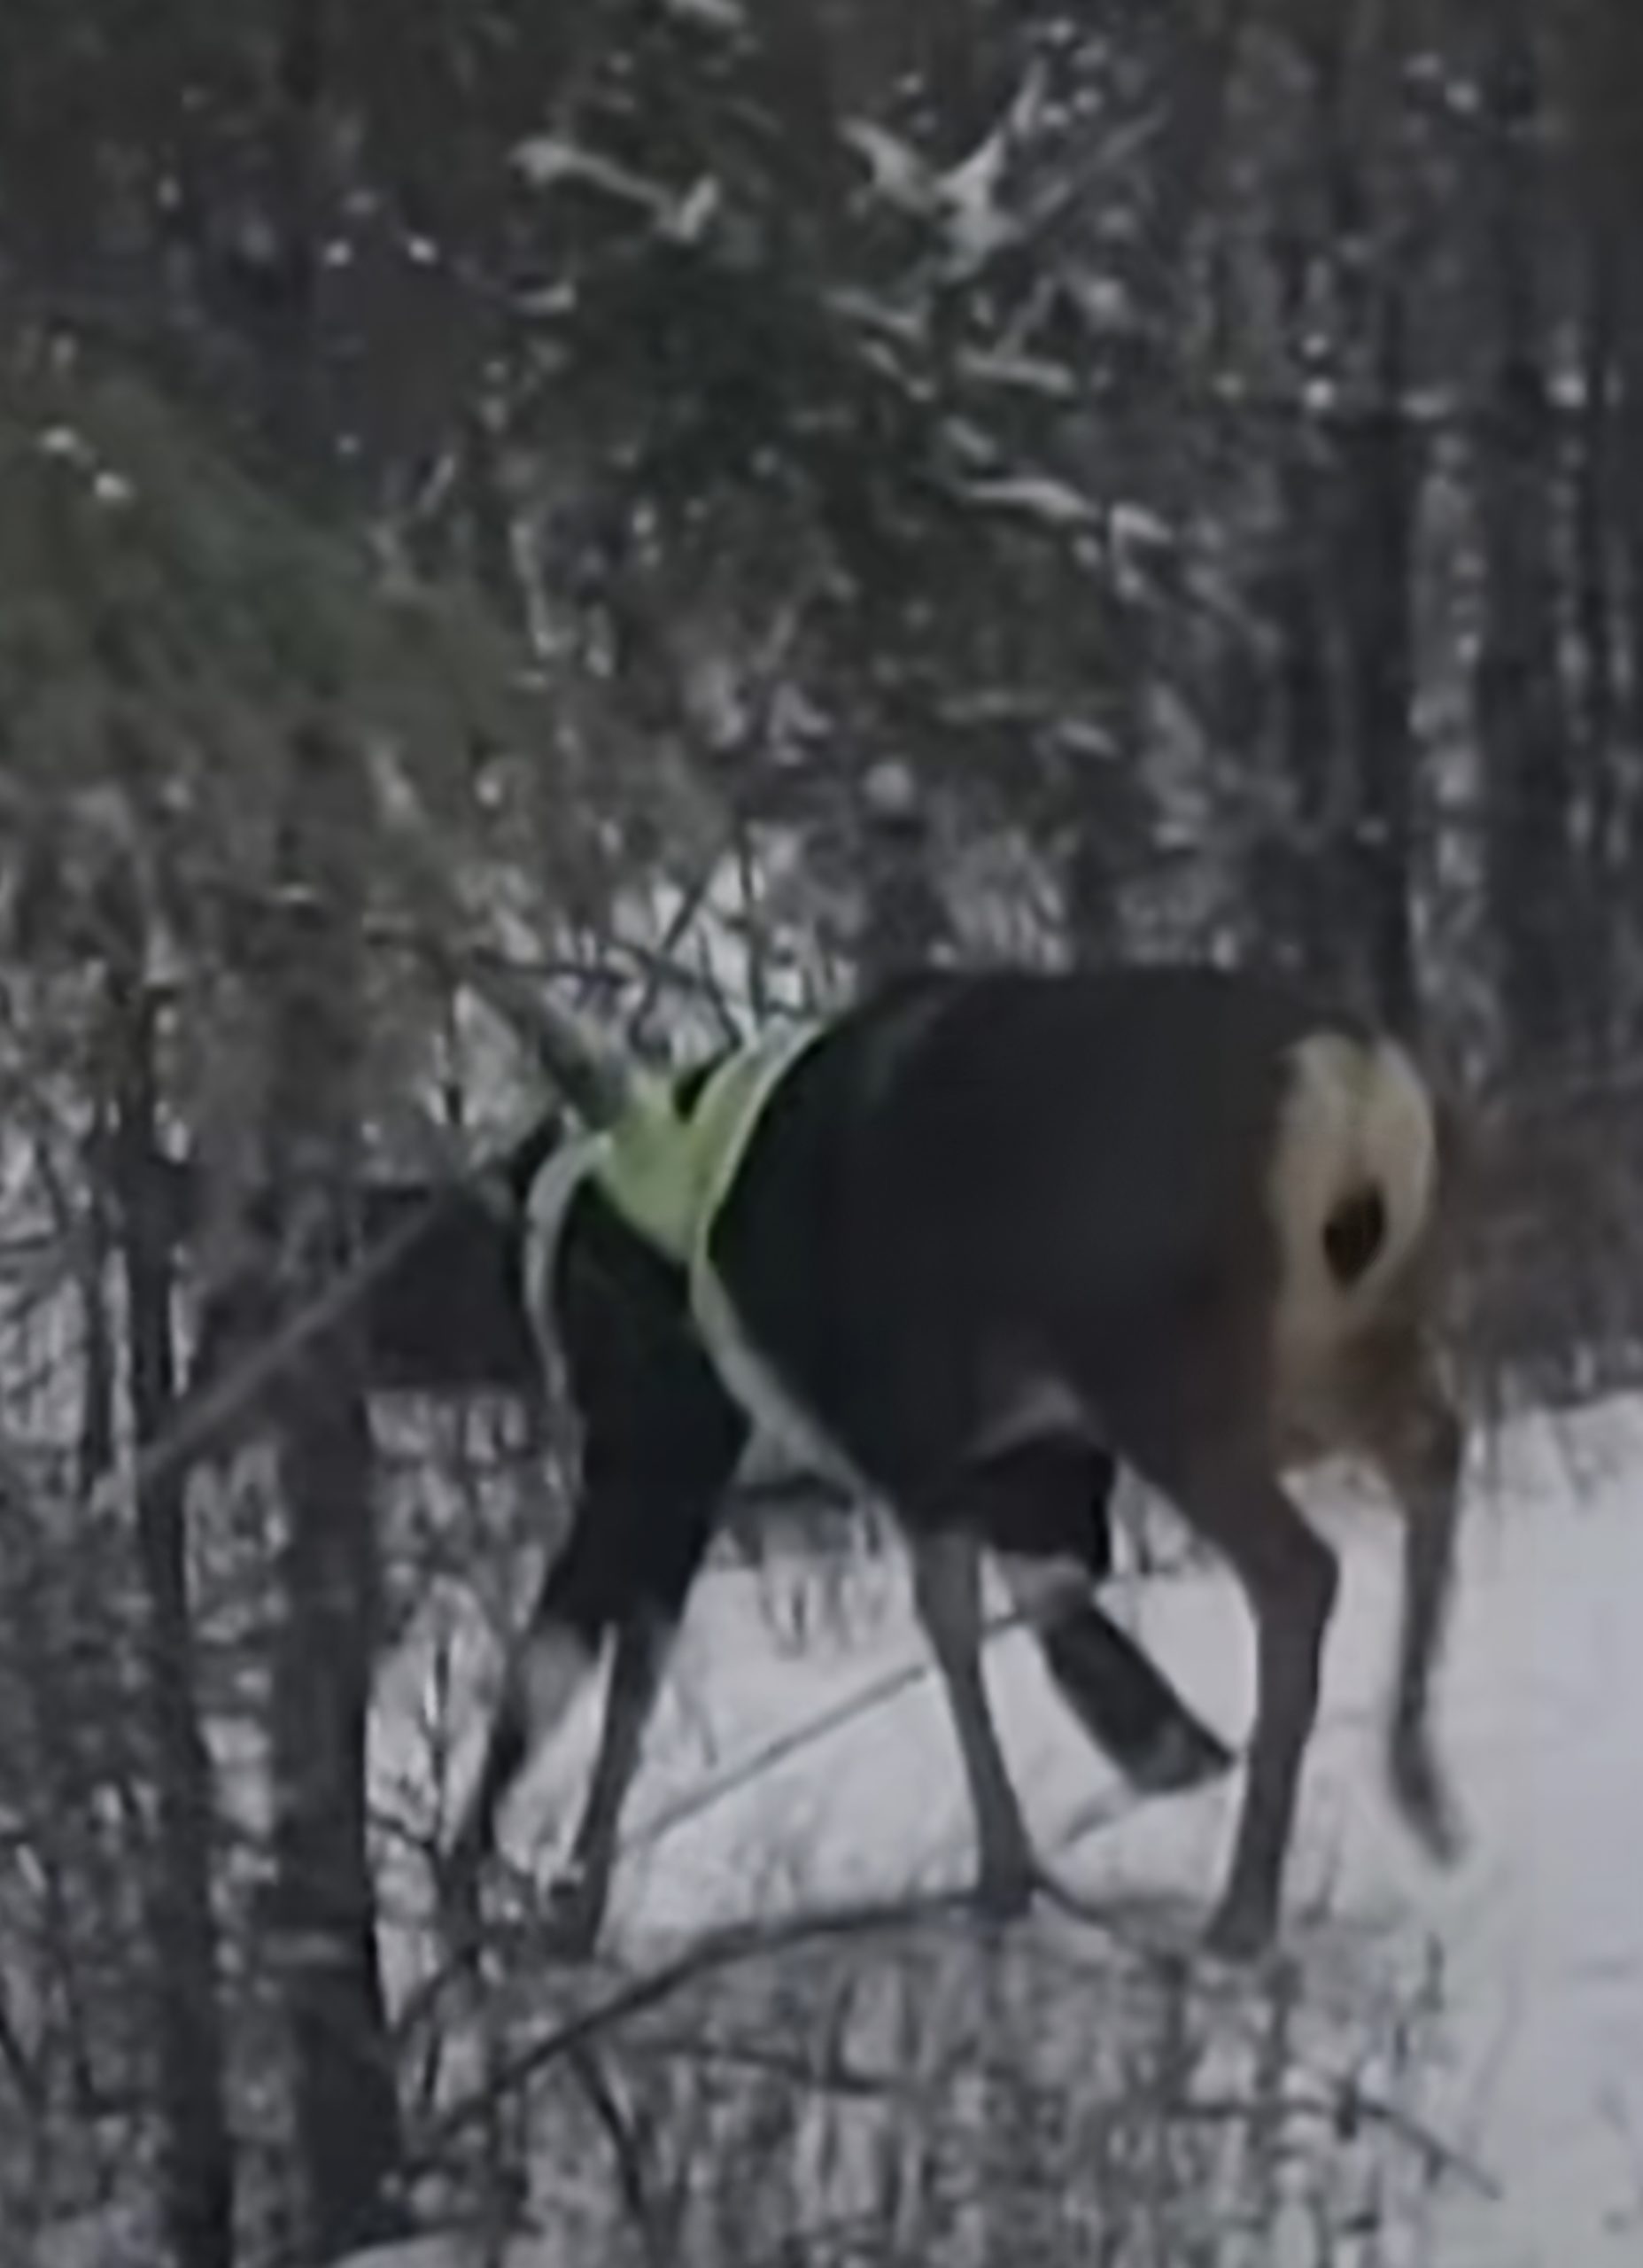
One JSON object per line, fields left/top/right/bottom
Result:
{"left": 934, "top": 123, "right": 1015, "bottom": 269}
{"left": 959, "top": 345, "right": 1080, "bottom": 400}
{"left": 342, "top": 2242, "right": 554, "bottom": 2268}
{"left": 958, "top": 471, "right": 1103, "bottom": 531}
{"left": 374, "top": 1394, "right": 1643, "bottom": 2266}
{"left": 35, "top": 424, "right": 91, "bottom": 465}
{"left": 840, "top": 119, "right": 932, "bottom": 214}
{"left": 661, "top": 0, "right": 745, "bottom": 28}
{"left": 511, "top": 136, "right": 672, "bottom": 221}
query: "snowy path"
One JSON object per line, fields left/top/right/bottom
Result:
{"left": 382, "top": 1398, "right": 1643, "bottom": 2265}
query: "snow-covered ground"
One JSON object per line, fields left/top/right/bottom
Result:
{"left": 376, "top": 1394, "right": 1643, "bottom": 2267}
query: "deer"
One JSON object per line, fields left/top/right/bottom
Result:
{"left": 433, "top": 959, "right": 1467, "bottom": 1965}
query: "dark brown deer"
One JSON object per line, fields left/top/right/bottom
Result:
{"left": 442, "top": 962, "right": 1466, "bottom": 1964}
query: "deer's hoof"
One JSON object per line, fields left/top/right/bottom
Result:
{"left": 1201, "top": 1890, "right": 1278, "bottom": 1966}
{"left": 537, "top": 1867, "right": 606, "bottom": 1963}
{"left": 1132, "top": 1714, "right": 1237, "bottom": 1797}
{"left": 1389, "top": 1734, "right": 1466, "bottom": 1869}
{"left": 971, "top": 1852, "right": 1037, "bottom": 1926}
{"left": 435, "top": 1844, "right": 485, "bottom": 1957}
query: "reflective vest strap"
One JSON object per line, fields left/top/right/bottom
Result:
{"left": 589, "top": 1024, "right": 825, "bottom": 1293}
{"left": 686, "top": 1020, "right": 828, "bottom": 1409}
{"left": 587, "top": 1074, "right": 700, "bottom": 1265}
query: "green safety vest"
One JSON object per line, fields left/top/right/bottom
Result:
{"left": 586, "top": 1020, "right": 826, "bottom": 1361}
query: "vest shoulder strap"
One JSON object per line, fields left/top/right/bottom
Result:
{"left": 591, "top": 1021, "right": 825, "bottom": 1290}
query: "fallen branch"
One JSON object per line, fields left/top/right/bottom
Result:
{"left": 408, "top": 1887, "right": 978, "bottom": 2167}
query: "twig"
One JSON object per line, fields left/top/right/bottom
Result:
{"left": 410, "top": 1888, "right": 976, "bottom": 2166}
{"left": 1166, "top": 2084, "right": 1502, "bottom": 2204}
{"left": 391, "top": 1598, "right": 1190, "bottom": 2049}
{"left": 618, "top": 2026, "right": 911, "bottom": 2103}
{"left": 82, "top": 1179, "right": 462, "bottom": 1518}
{"left": 610, "top": 1603, "right": 1035, "bottom": 1862}
{"left": 622, "top": 858, "right": 733, "bottom": 1051}
{"left": 565, "top": 2039, "right": 668, "bottom": 2265}
{"left": 0, "top": 1986, "right": 43, "bottom": 2120}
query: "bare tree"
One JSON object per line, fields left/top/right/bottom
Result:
{"left": 109, "top": 967, "right": 236, "bottom": 2268}
{"left": 1469, "top": 0, "right": 1578, "bottom": 1067}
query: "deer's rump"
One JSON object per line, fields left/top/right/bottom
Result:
{"left": 704, "top": 964, "right": 1438, "bottom": 1511}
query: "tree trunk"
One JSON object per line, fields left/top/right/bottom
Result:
{"left": 1262, "top": 195, "right": 1339, "bottom": 988}
{"left": 110, "top": 979, "right": 236, "bottom": 2268}
{"left": 254, "top": 726, "right": 404, "bottom": 2262}
{"left": 1471, "top": 2, "right": 1577, "bottom": 1069}
{"left": 1572, "top": 233, "right": 1617, "bottom": 774}
{"left": 1559, "top": 0, "right": 1643, "bottom": 1047}
{"left": 241, "top": 6, "right": 405, "bottom": 2241}
{"left": 1605, "top": 105, "right": 1643, "bottom": 1043}
{"left": 1305, "top": 7, "right": 1421, "bottom": 1026}
{"left": 76, "top": 1114, "right": 118, "bottom": 1495}
{"left": 1334, "top": 279, "right": 1419, "bottom": 1029}
{"left": 1066, "top": 0, "right": 1246, "bottom": 963}
{"left": 1569, "top": 222, "right": 1620, "bottom": 1045}
{"left": 856, "top": 760, "right": 948, "bottom": 984}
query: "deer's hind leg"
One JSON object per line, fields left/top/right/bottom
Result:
{"left": 1094, "top": 1371, "right": 1341, "bottom": 1962}
{"left": 906, "top": 1525, "right": 1036, "bottom": 1919}
{"left": 907, "top": 1436, "right": 1233, "bottom": 1922}
{"left": 1345, "top": 1326, "right": 1467, "bottom": 1866}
